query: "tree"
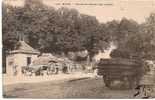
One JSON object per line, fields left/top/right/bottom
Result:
{"left": 110, "top": 13, "right": 155, "bottom": 60}
{"left": 2, "top": 0, "right": 113, "bottom": 64}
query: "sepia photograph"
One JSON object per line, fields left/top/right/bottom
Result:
{"left": 2, "top": 0, "right": 155, "bottom": 99}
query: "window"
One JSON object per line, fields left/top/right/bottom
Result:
{"left": 27, "top": 57, "right": 31, "bottom": 65}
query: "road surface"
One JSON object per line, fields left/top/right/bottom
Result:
{"left": 3, "top": 77, "right": 143, "bottom": 99}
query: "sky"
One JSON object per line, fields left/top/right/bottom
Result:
{"left": 4, "top": 0, "right": 155, "bottom": 23}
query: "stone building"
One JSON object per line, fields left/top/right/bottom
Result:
{"left": 6, "top": 40, "right": 40, "bottom": 76}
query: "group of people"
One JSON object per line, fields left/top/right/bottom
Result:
{"left": 47, "top": 63, "right": 69, "bottom": 75}
{"left": 21, "top": 62, "right": 73, "bottom": 76}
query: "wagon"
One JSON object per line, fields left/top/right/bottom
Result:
{"left": 97, "top": 58, "right": 143, "bottom": 89}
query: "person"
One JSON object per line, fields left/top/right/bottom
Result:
{"left": 47, "top": 64, "right": 55, "bottom": 75}
{"left": 13, "top": 65, "right": 17, "bottom": 76}
{"left": 62, "top": 64, "right": 68, "bottom": 74}
{"left": 93, "top": 66, "right": 99, "bottom": 79}
{"left": 55, "top": 65, "right": 59, "bottom": 74}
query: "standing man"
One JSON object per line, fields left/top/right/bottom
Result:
{"left": 13, "top": 65, "right": 17, "bottom": 76}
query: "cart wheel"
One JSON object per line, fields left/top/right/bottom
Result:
{"left": 103, "top": 76, "right": 111, "bottom": 88}
{"left": 128, "top": 76, "right": 140, "bottom": 89}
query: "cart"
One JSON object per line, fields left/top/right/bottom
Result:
{"left": 97, "top": 58, "right": 143, "bottom": 89}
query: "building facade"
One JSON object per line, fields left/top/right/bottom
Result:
{"left": 6, "top": 40, "right": 40, "bottom": 76}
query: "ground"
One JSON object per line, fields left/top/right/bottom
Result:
{"left": 3, "top": 77, "right": 138, "bottom": 99}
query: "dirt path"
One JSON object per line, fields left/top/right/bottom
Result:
{"left": 3, "top": 72, "right": 94, "bottom": 85}
{"left": 3, "top": 78, "right": 137, "bottom": 99}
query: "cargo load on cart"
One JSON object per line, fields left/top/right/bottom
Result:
{"left": 97, "top": 58, "right": 143, "bottom": 89}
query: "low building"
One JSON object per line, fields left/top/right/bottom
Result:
{"left": 6, "top": 40, "right": 40, "bottom": 76}
{"left": 31, "top": 53, "right": 76, "bottom": 74}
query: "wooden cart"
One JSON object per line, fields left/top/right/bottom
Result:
{"left": 97, "top": 58, "right": 143, "bottom": 89}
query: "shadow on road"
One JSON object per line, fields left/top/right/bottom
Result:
{"left": 68, "top": 77, "right": 90, "bottom": 82}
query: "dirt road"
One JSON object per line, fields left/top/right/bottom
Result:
{"left": 3, "top": 77, "right": 140, "bottom": 99}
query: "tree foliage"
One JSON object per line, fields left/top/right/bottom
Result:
{"left": 2, "top": 0, "right": 155, "bottom": 63}
{"left": 110, "top": 13, "right": 155, "bottom": 60}
{"left": 2, "top": 0, "right": 110, "bottom": 60}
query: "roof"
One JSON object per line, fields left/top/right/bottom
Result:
{"left": 31, "top": 53, "right": 74, "bottom": 66}
{"left": 32, "top": 54, "right": 62, "bottom": 66}
{"left": 10, "top": 41, "right": 40, "bottom": 54}
{"left": 32, "top": 57, "right": 55, "bottom": 66}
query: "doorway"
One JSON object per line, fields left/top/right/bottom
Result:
{"left": 27, "top": 57, "right": 31, "bottom": 65}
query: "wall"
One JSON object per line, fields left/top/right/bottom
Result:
{"left": 6, "top": 54, "right": 15, "bottom": 76}
{"left": 6, "top": 53, "right": 38, "bottom": 76}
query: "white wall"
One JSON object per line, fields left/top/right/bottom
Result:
{"left": 6, "top": 54, "right": 15, "bottom": 76}
{"left": 6, "top": 53, "right": 38, "bottom": 76}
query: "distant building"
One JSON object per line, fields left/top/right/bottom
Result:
{"left": 30, "top": 53, "right": 77, "bottom": 74}
{"left": 6, "top": 40, "right": 40, "bottom": 76}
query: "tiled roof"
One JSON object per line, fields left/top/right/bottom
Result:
{"left": 32, "top": 54, "right": 62, "bottom": 66}
{"left": 31, "top": 54, "right": 73, "bottom": 66}
{"left": 10, "top": 41, "right": 40, "bottom": 54}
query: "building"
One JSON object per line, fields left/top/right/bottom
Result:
{"left": 6, "top": 40, "right": 40, "bottom": 76}
{"left": 31, "top": 53, "right": 76, "bottom": 74}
